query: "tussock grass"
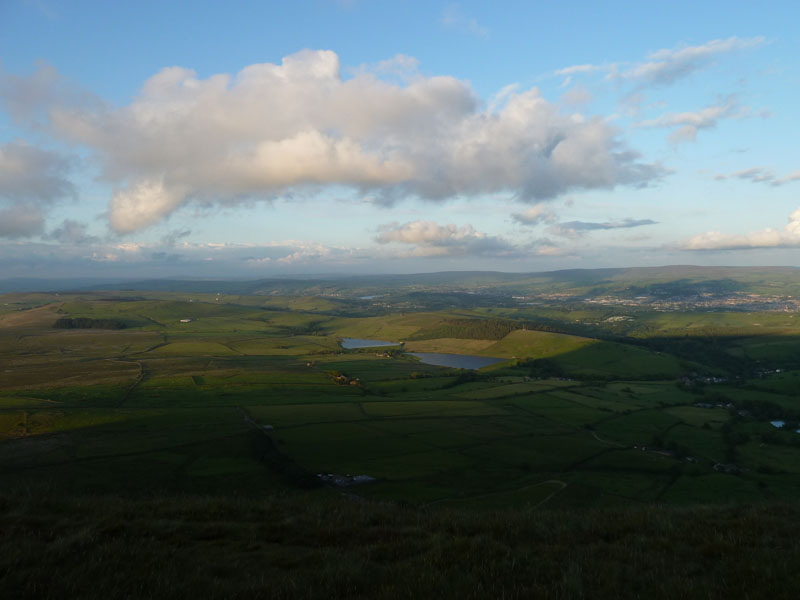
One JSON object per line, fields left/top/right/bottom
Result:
{"left": 1, "top": 490, "right": 799, "bottom": 599}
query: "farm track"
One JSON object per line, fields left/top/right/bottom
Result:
{"left": 108, "top": 359, "right": 145, "bottom": 406}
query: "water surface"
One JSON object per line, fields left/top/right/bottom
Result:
{"left": 341, "top": 337, "right": 400, "bottom": 349}
{"left": 410, "top": 352, "right": 505, "bottom": 370}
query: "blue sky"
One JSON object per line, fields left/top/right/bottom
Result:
{"left": 1, "top": 0, "right": 798, "bottom": 278}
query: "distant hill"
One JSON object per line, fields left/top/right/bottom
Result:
{"left": 4, "top": 265, "right": 800, "bottom": 297}
{"left": 0, "top": 278, "right": 127, "bottom": 293}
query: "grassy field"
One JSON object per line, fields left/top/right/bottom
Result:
{"left": 5, "top": 286, "right": 800, "bottom": 598}
{"left": 7, "top": 271, "right": 800, "bottom": 596}
{"left": 3, "top": 491, "right": 800, "bottom": 599}
{"left": 3, "top": 291, "right": 800, "bottom": 509}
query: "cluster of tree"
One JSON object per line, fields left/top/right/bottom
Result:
{"left": 325, "top": 370, "right": 360, "bottom": 386}
{"left": 53, "top": 317, "right": 126, "bottom": 330}
{"left": 639, "top": 335, "right": 754, "bottom": 377}
{"left": 346, "top": 346, "right": 403, "bottom": 356}
{"left": 277, "top": 320, "right": 327, "bottom": 336}
{"left": 735, "top": 398, "right": 799, "bottom": 422}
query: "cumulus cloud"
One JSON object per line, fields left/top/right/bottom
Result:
{"left": 2, "top": 51, "right": 664, "bottom": 233}
{"left": 714, "top": 167, "right": 800, "bottom": 187}
{"left": 376, "top": 220, "right": 520, "bottom": 258}
{"left": 556, "top": 36, "right": 765, "bottom": 88}
{"left": 0, "top": 140, "right": 74, "bottom": 238}
{"left": 680, "top": 207, "right": 800, "bottom": 251}
{"left": 634, "top": 96, "right": 747, "bottom": 143}
{"left": 549, "top": 218, "right": 657, "bottom": 238}
{"left": 512, "top": 204, "right": 557, "bottom": 226}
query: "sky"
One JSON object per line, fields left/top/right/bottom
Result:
{"left": 0, "top": 0, "right": 799, "bottom": 279}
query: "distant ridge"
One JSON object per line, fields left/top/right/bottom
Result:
{"left": 4, "top": 265, "right": 800, "bottom": 296}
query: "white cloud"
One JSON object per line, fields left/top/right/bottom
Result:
{"left": 549, "top": 218, "right": 657, "bottom": 238}
{"left": 244, "top": 239, "right": 364, "bottom": 265}
{"left": 774, "top": 172, "right": 800, "bottom": 186}
{"left": 680, "top": 207, "right": 800, "bottom": 250}
{"left": 714, "top": 167, "right": 800, "bottom": 187}
{"left": 555, "top": 36, "right": 765, "bottom": 88}
{"left": 634, "top": 96, "right": 746, "bottom": 143}
{"left": 274, "top": 242, "right": 332, "bottom": 264}
{"left": 511, "top": 204, "right": 557, "bottom": 226}
{"left": 2, "top": 51, "right": 664, "bottom": 233}
{"left": 621, "top": 37, "right": 765, "bottom": 86}
{"left": 0, "top": 232, "right": 578, "bottom": 278}
{"left": 554, "top": 64, "right": 616, "bottom": 87}
{"left": 376, "top": 220, "right": 520, "bottom": 258}
{"left": 0, "top": 140, "right": 74, "bottom": 237}
{"left": 534, "top": 243, "right": 572, "bottom": 257}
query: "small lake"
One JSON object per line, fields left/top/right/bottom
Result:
{"left": 340, "top": 337, "right": 401, "bottom": 349}
{"left": 410, "top": 352, "right": 505, "bottom": 370}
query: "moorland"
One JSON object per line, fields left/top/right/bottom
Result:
{"left": 3, "top": 266, "right": 800, "bottom": 598}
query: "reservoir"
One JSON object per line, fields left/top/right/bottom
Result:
{"left": 341, "top": 337, "right": 401, "bottom": 349}
{"left": 410, "top": 352, "right": 505, "bottom": 370}
{"left": 340, "top": 338, "right": 505, "bottom": 369}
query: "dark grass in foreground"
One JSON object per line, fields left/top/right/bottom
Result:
{"left": 2, "top": 492, "right": 799, "bottom": 599}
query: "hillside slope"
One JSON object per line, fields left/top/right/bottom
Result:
{"left": 2, "top": 491, "right": 798, "bottom": 600}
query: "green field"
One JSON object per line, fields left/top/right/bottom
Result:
{"left": 2, "top": 289, "right": 800, "bottom": 509}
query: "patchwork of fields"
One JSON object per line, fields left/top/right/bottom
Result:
{"left": 3, "top": 291, "right": 800, "bottom": 507}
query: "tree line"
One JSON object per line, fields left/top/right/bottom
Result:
{"left": 53, "top": 317, "right": 127, "bottom": 330}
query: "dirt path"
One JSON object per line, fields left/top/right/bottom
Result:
{"left": 106, "top": 359, "right": 144, "bottom": 405}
